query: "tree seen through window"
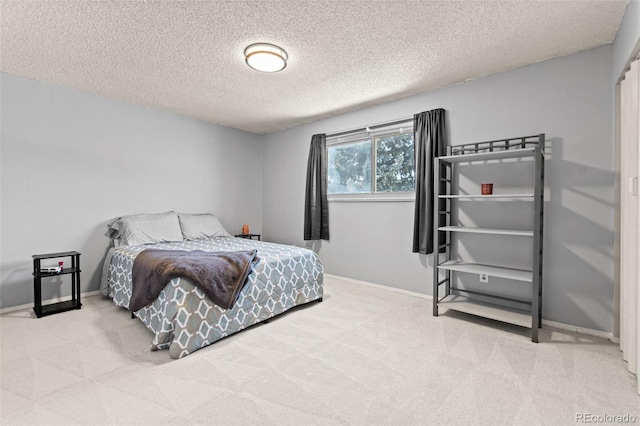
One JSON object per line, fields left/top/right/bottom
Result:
{"left": 375, "top": 133, "right": 415, "bottom": 192}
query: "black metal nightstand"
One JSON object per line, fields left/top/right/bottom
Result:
{"left": 235, "top": 233, "right": 261, "bottom": 241}
{"left": 32, "top": 251, "right": 81, "bottom": 318}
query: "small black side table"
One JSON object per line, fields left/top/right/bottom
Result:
{"left": 235, "top": 233, "right": 261, "bottom": 241}
{"left": 32, "top": 251, "right": 81, "bottom": 318}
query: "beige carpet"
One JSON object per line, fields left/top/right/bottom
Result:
{"left": 1, "top": 276, "right": 638, "bottom": 425}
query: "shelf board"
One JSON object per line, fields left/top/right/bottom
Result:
{"left": 35, "top": 300, "right": 82, "bottom": 318}
{"left": 439, "top": 147, "right": 536, "bottom": 163}
{"left": 439, "top": 194, "right": 534, "bottom": 199}
{"left": 438, "top": 295, "right": 532, "bottom": 328}
{"left": 32, "top": 251, "right": 80, "bottom": 260}
{"left": 438, "top": 261, "right": 532, "bottom": 282}
{"left": 438, "top": 226, "right": 533, "bottom": 236}
{"left": 33, "top": 267, "right": 80, "bottom": 278}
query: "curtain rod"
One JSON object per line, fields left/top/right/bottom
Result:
{"left": 326, "top": 117, "right": 413, "bottom": 139}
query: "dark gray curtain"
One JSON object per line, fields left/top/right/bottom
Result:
{"left": 304, "top": 134, "right": 330, "bottom": 240}
{"left": 412, "top": 109, "right": 446, "bottom": 254}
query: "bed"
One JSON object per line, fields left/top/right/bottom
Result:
{"left": 100, "top": 212, "right": 324, "bottom": 359}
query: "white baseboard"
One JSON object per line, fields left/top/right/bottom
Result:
{"left": 325, "top": 273, "right": 616, "bottom": 342}
{"left": 325, "top": 274, "right": 432, "bottom": 300}
{"left": 541, "top": 319, "right": 615, "bottom": 341}
{"left": 0, "top": 290, "right": 101, "bottom": 315}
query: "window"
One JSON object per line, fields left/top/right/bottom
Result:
{"left": 327, "top": 129, "right": 414, "bottom": 196}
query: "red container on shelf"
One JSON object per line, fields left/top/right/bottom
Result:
{"left": 481, "top": 183, "right": 493, "bottom": 195}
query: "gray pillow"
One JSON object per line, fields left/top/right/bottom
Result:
{"left": 178, "top": 213, "right": 231, "bottom": 240}
{"left": 109, "top": 211, "right": 184, "bottom": 246}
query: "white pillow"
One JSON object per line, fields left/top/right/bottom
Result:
{"left": 178, "top": 213, "right": 231, "bottom": 240}
{"left": 109, "top": 211, "right": 183, "bottom": 246}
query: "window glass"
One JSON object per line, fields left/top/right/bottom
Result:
{"left": 327, "top": 130, "right": 414, "bottom": 195}
{"left": 375, "top": 132, "right": 415, "bottom": 192}
{"left": 327, "top": 140, "right": 371, "bottom": 194}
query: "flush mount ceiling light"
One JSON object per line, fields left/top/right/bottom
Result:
{"left": 244, "top": 43, "right": 288, "bottom": 73}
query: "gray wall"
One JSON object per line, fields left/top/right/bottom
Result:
{"left": 0, "top": 73, "right": 263, "bottom": 308}
{"left": 262, "top": 45, "right": 615, "bottom": 332}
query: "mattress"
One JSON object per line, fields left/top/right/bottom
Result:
{"left": 103, "top": 236, "right": 324, "bottom": 358}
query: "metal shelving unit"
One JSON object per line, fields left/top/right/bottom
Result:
{"left": 432, "top": 134, "right": 544, "bottom": 342}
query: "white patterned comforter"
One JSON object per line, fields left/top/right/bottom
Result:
{"left": 104, "top": 236, "right": 324, "bottom": 358}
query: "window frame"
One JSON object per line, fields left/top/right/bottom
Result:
{"left": 326, "top": 126, "right": 415, "bottom": 202}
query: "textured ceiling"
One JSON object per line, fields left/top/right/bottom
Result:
{"left": 0, "top": 1, "right": 629, "bottom": 134}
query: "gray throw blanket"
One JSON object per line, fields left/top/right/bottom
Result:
{"left": 130, "top": 249, "right": 259, "bottom": 312}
